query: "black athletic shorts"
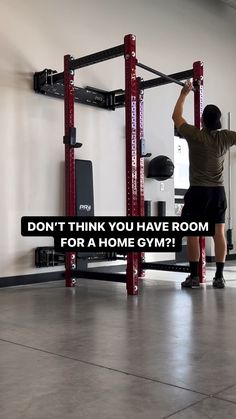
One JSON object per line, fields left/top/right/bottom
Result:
{"left": 181, "top": 186, "right": 227, "bottom": 224}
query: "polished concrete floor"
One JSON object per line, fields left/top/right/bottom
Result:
{"left": 1, "top": 265, "right": 236, "bottom": 418}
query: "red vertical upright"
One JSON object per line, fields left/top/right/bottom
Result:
{"left": 124, "top": 34, "right": 139, "bottom": 295}
{"left": 193, "top": 61, "right": 206, "bottom": 283}
{"left": 64, "top": 54, "right": 76, "bottom": 287}
{"left": 136, "top": 77, "right": 145, "bottom": 278}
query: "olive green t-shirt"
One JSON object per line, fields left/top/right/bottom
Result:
{"left": 178, "top": 123, "right": 236, "bottom": 186}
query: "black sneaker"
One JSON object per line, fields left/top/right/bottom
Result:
{"left": 213, "top": 277, "right": 225, "bottom": 289}
{"left": 181, "top": 275, "right": 200, "bottom": 288}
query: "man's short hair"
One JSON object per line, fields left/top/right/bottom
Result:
{"left": 202, "top": 105, "right": 222, "bottom": 130}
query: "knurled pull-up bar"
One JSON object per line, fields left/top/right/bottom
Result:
{"left": 137, "top": 61, "right": 195, "bottom": 91}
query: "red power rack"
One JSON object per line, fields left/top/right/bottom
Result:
{"left": 136, "top": 77, "right": 145, "bottom": 278}
{"left": 34, "top": 34, "right": 204, "bottom": 295}
{"left": 124, "top": 34, "right": 139, "bottom": 295}
{"left": 193, "top": 61, "right": 206, "bottom": 283}
{"left": 64, "top": 54, "right": 77, "bottom": 287}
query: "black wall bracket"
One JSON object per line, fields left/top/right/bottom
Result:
{"left": 33, "top": 69, "right": 123, "bottom": 110}
{"left": 33, "top": 68, "right": 193, "bottom": 111}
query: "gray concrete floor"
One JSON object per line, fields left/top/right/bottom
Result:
{"left": 1, "top": 265, "right": 236, "bottom": 418}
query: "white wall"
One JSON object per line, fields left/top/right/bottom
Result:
{"left": 1, "top": 0, "right": 236, "bottom": 278}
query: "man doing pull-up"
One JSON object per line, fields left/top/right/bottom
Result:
{"left": 172, "top": 81, "right": 236, "bottom": 289}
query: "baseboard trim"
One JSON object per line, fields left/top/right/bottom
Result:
{"left": 0, "top": 265, "right": 127, "bottom": 288}
{"left": 0, "top": 271, "right": 64, "bottom": 288}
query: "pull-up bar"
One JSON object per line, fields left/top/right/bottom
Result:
{"left": 137, "top": 61, "right": 194, "bottom": 90}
